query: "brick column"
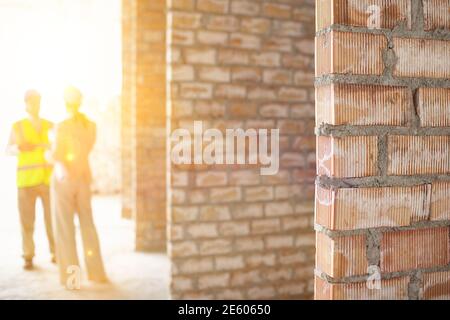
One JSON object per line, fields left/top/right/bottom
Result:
{"left": 167, "top": 0, "right": 316, "bottom": 299}
{"left": 315, "top": 0, "right": 450, "bottom": 300}
{"left": 122, "top": 0, "right": 134, "bottom": 219}
{"left": 122, "top": 0, "right": 167, "bottom": 251}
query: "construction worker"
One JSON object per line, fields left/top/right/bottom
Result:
{"left": 50, "top": 86, "right": 107, "bottom": 287}
{"left": 6, "top": 90, "right": 55, "bottom": 270}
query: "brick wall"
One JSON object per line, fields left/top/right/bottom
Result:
{"left": 122, "top": 0, "right": 167, "bottom": 250}
{"left": 167, "top": 0, "right": 316, "bottom": 299}
{"left": 315, "top": 0, "right": 450, "bottom": 300}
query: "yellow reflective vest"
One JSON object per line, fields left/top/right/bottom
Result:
{"left": 14, "top": 119, "right": 53, "bottom": 188}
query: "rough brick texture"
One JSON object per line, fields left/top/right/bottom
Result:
{"left": 168, "top": 0, "right": 316, "bottom": 299}
{"left": 423, "top": 0, "right": 450, "bottom": 31}
{"left": 315, "top": 31, "right": 387, "bottom": 76}
{"left": 316, "top": 84, "right": 412, "bottom": 126}
{"left": 316, "top": 0, "right": 450, "bottom": 300}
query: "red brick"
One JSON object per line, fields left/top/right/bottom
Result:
{"left": 197, "top": 30, "right": 228, "bottom": 45}
{"left": 169, "top": 0, "right": 195, "bottom": 10}
{"left": 417, "top": 87, "right": 450, "bottom": 127}
{"left": 198, "top": 273, "right": 230, "bottom": 290}
{"left": 197, "top": 0, "right": 229, "bottom": 14}
{"left": 423, "top": 0, "right": 450, "bottom": 31}
{"left": 171, "top": 241, "right": 199, "bottom": 258}
{"left": 393, "top": 38, "right": 450, "bottom": 79}
{"left": 315, "top": 276, "right": 409, "bottom": 300}
{"left": 215, "top": 256, "right": 245, "bottom": 271}
{"left": 265, "top": 201, "right": 294, "bottom": 217}
{"left": 215, "top": 84, "right": 247, "bottom": 99}
{"left": 248, "top": 87, "right": 277, "bottom": 101}
{"left": 187, "top": 223, "right": 218, "bottom": 238}
{"left": 388, "top": 136, "right": 450, "bottom": 175}
{"left": 205, "top": 15, "right": 239, "bottom": 32}
{"left": 317, "top": 136, "right": 378, "bottom": 178}
{"left": 294, "top": 71, "right": 315, "bottom": 86}
{"left": 263, "top": 37, "right": 292, "bottom": 53}
{"left": 180, "top": 83, "right": 213, "bottom": 99}
{"left": 316, "top": 185, "right": 430, "bottom": 230}
{"left": 263, "top": 3, "right": 291, "bottom": 19}
{"left": 263, "top": 69, "right": 292, "bottom": 85}
{"left": 177, "top": 257, "right": 214, "bottom": 274}
{"left": 381, "top": 227, "right": 450, "bottom": 273}
{"left": 423, "top": 270, "right": 450, "bottom": 300}
{"left": 273, "top": 21, "right": 306, "bottom": 37}
{"left": 173, "top": 206, "right": 199, "bottom": 223}
{"left": 244, "top": 186, "right": 274, "bottom": 202}
{"left": 230, "top": 170, "right": 260, "bottom": 186}
{"left": 316, "top": 84, "right": 411, "bottom": 126}
{"left": 200, "top": 239, "right": 233, "bottom": 255}
{"left": 282, "top": 53, "right": 313, "bottom": 69}
{"left": 218, "top": 49, "right": 249, "bottom": 65}
{"left": 250, "top": 52, "right": 281, "bottom": 67}
{"left": 231, "top": 67, "right": 262, "bottom": 82}
{"left": 184, "top": 48, "right": 217, "bottom": 64}
{"left": 231, "top": 0, "right": 260, "bottom": 16}
{"left": 170, "top": 29, "right": 195, "bottom": 45}
{"left": 198, "top": 66, "right": 231, "bottom": 83}
{"left": 210, "top": 187, "right": 242, "bottom": 203}
{"left": 266, "top": 235, "right": 294, "bottom": 249}
{"left": 171, "top": 12, "right": 202, "bottom": 29}
{"left": 260, "top": 104, "right": 289, "bottom": 118}
{"left": 293, "top": 6, "right": 315, "bottom": 24}
{"left": 431, "top": 182, "right": 450, "bottom": 221}
{"left": 251, "top": 218, "right": 281, "bottom": 235}
{"left": 229, "top": 33, "right": 261, "bottom": 50}
{"left": 171, "top": 65, "right": 195, "bottom": 81}
{"left": 199, "top": 205, "right": 231, "bottom": 221}
{"left": 315, "top": 31, "right": 387, "bottom": 77}
{"left": 278, "top": 87, "right": 308, "bottom": 102}
{"left": 219, "top": 221, "right": 250, "bottom": 236}
{"left": 241, "top": 17, "right": 272, "bottom": 34}
{"left": 316, "top": 233, "right": 368, "bottom": 278}
{"left": 316, "top": 0, "right": 412, "bottom": 31}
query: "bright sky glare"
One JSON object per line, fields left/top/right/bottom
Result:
{"left": 0, "top": 0, "right": 121, "bottom": 142}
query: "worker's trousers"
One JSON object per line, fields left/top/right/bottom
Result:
{"left": 18, "top": 185, "right": 55, "bottom": 260}
{"left": 51, "top": 176, "right": 106, "bottom": 286}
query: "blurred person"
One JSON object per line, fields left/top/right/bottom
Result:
{"left": 50, "top": 86, "right": 107, "bottom": 287}
{"left": 6, "top": 90, "right": 55, "bottom": 270}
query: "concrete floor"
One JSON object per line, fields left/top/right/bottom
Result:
{"left": 0, "top": 157, "right": 170, "bottom": 300}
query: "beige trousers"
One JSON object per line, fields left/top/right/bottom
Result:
{"left": 18, "top": 185, "right": 55, "bottom": 260}
{"left": 51, "top": 177, "right": 106, "bottom": 286}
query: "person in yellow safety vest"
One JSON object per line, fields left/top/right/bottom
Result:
{"left": 50, "top": 86, "right": 107, "bottom": 287}
{"left": 6, "top": 90, "right": 56, "bottom": 270}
